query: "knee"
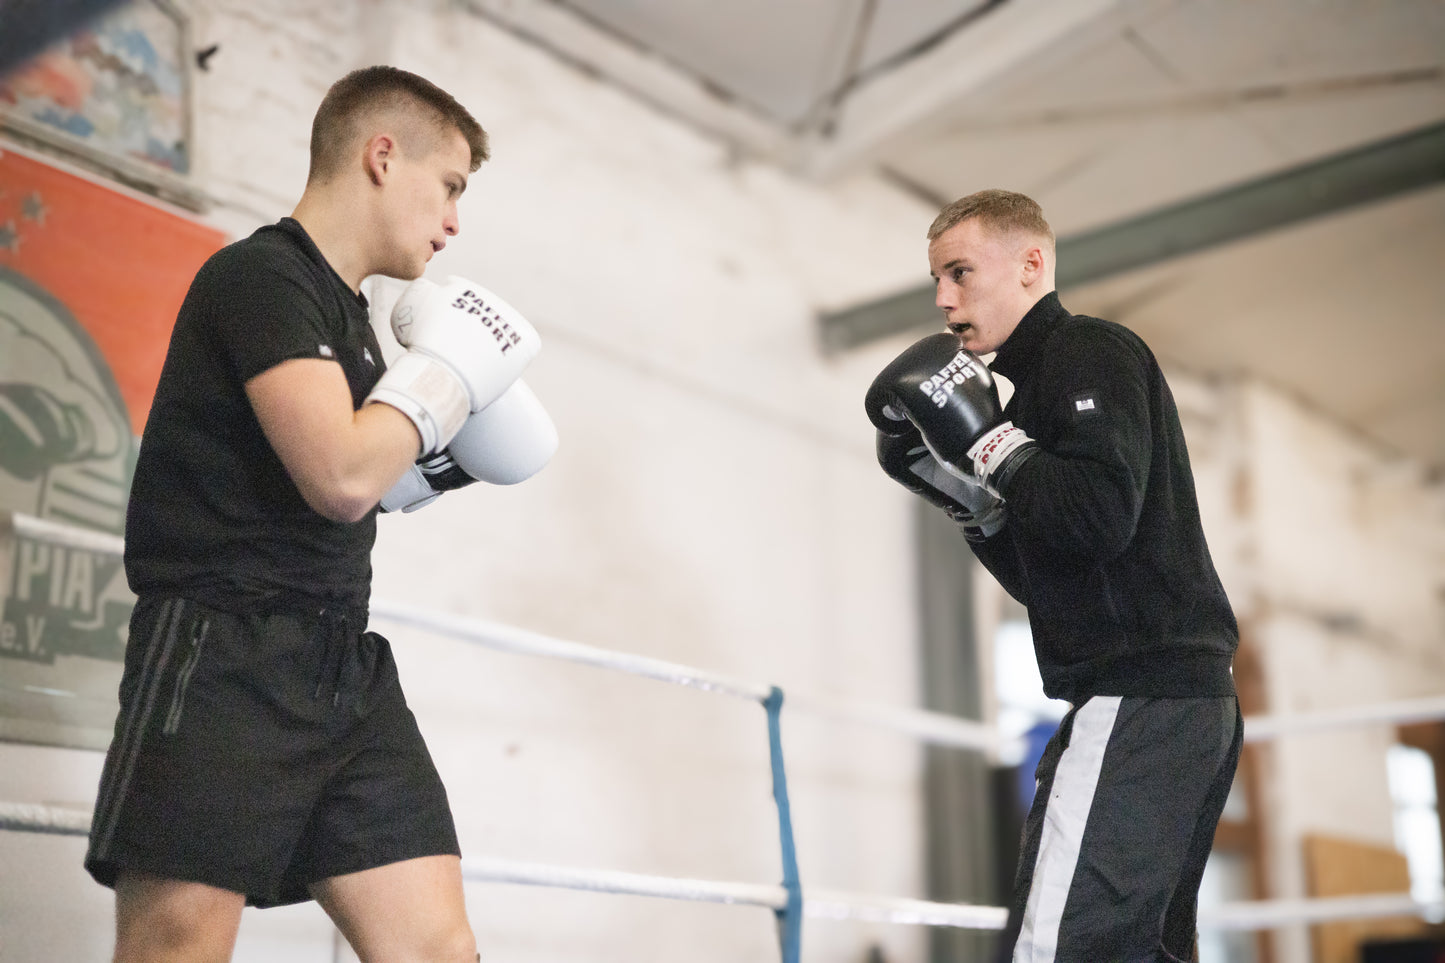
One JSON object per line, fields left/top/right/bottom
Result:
{"left": 114, "top": 875, "right": 241, "bottom": 963}
{"left": 438, "top": 923, "right": 478, "bottom": 963}
{"left": 378, "top": 921, "right": 475, "bottom": 963}
{"left": 115, "top": 907, "right": 232, "bottom": 962}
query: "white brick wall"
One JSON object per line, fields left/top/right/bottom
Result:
{"left": 2, "top": 3, "right": 1442, "bottom": 962}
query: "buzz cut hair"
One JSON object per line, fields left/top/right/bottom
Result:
{"left": 308, "top": 65, "right": 489, "bottom": 185}
{"left": 927, "top": 189, "right": 1055, "bottom": 248}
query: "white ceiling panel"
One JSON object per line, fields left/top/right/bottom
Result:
{"left": 1227, "top": 79, "right": 1445, "bottom": 163}
{"left": 855, "top": 0, "right": 995, "bottom": 74}
{"left": 1065, "top": 186, "right": 1445, "bottom": 466}
{"left": 1131, "top": 0, "right": 1445, "bottom": 89}
{"left": 563, "top": 0, "right": 863, "bottom": 124}
{"left": 886, "top": 110, "right": 1289, "bottom": 233}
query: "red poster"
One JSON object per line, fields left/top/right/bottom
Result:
{"left": 0, "top": 143, "right": 225, "bottom": 747}
{"left": 0, "top": 143, "right": 225, "bottom": 533}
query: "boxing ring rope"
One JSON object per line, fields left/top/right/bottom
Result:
{"left": 5, "top": 513, "right": 1445, "bottom": 951}
{"left": 5, "top": 799, "right": 1445, "bottom": 935}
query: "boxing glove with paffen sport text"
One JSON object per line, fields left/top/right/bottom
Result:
{"left": 876, "top": 428, "right": 1006, "bottom": 543}
{"left": 864, "top": 332, "right": 1037, "bottom": 498}
{"left": 367, "top": 275, "right": 541, "bottom": 456}
{"left": 380, "top": 379, "right": 558, "bottom": 513}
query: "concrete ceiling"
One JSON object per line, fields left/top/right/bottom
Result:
{"left": 471, "top": 0, "right": 1445, "bottom": 466}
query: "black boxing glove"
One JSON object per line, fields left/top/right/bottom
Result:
{"left": 876, "top": 428, "right": 1006, "bottom": 543}
{"left": 864, "top": 332, "right": 1037, "bottom": 498}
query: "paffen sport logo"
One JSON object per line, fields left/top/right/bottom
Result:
{"left": 919, "top": 352, "right": 983, "bottom": 408}
{"left": 451, "top": 288, "right": 525, "bottom": 355}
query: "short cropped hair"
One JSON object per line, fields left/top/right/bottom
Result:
{"left": 927, "top": 189, "right": 1055, "bottom": 247}
{"left": 308, "top": 66, "right": 489, "bottom": 184}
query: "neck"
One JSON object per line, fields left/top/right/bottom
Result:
{"left": 291, "top": 185, "right": 371, "bottom": 292}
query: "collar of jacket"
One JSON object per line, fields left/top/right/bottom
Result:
{"left": 990, "top": 290, "right": 1069, "bottom": 383}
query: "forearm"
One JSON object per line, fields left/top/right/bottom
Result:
{"left": 291, "top": 402, "right": 422, "bottom": 522}
{"left": 246, "top": 358, "right": 424, "bottom": 524}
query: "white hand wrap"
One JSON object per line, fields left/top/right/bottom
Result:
{"left": 966, "top": 421, "right": 1033, "bottom": 494}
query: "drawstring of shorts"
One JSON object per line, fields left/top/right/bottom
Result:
{"left": 314, "top": 608, "right": 351, "bottom": 705}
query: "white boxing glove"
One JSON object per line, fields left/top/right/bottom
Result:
{"left": 379, "top": 379, "right": 557, "bottom": 512}
{"left": 447, "top": 379, "right": 557, "bottom": 484}
{"left": 367, "top": 275, "right": 541, "bottom": 455}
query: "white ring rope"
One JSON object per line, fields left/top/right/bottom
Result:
{"left": 8, "top": 513, "right": 1445, "bottom": 935}
{"left": 1241, "top": 693, "right": 1445, "bottom": 742}
{"left": 369, "top": 597, "right": 1000, "bottom": 753}
{"left": 0, "top": 801, "right": 93, "bottom": 836}
{"left": 7, "top": 512, "right": 1441, "bottom": 749}
{"left": 0, "top": 802, "right": 1437, "bottom": 934}
{"left": 1202, "top": 893, "right": 1445, "bottom": 931}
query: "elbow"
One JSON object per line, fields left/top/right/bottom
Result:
{"left": 297, "top": 476, "right": 378, "bottom": 524}
{"left": 1077, "top": 497, "right": 1142, "bottom": 561}
{"left": 321, "top": 496, "right": 375, "bottom": 525}
{"left": 1091, "top": 524, "right": 1135, "bottom": 562}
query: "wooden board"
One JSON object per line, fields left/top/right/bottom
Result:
{"left": 1303, "top": 833, "right": 1424, "bottom": 963}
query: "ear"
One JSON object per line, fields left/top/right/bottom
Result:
{"left": 1019, "top": 242, "right": 1046, "bottom": 287}
{"left": 363, "top": 134, "right": 397, "bottom": 186}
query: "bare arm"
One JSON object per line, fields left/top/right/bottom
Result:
{"left": 245, "top": 358, "right": 421, "bottom": 523}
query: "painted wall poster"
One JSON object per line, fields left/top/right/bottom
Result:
{"left": 0, "top": 0, "right": 203, "bottom": 208}
{"left": 0, "top": 142, "right": 225, "bottom": 749}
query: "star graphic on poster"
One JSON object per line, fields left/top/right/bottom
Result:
{"left": 0, "top": 220, "right": 19, "bottom": 252}
{"left": 21, "top": 192, "right": 47, "bottom": 225}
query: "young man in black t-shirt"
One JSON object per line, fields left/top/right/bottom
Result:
{"left": 86, "top": 67, "right": 537, "bottom": 962}
{"left": 867, "top": 190, "right": 1240, "bottom": 962}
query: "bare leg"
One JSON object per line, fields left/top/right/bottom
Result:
{"left": 311, "top": 855, "right": 477, "bottom": 963}
{"left": 114, "top": 872, "right": 246, "bottom": 963}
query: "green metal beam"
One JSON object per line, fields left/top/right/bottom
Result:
{"left": 819, "top": 120, "right": 1445, "bottom": 352}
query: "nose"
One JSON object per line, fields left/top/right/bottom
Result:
{"left": 444, "top": 204, "right": 459, "bottom": 237}
{"left": 934, "top": 279, "right": 956, "bottom": 313}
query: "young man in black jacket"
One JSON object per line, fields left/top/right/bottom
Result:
{"left": 867, "top": 189, "right": 1240, "bottom": 962}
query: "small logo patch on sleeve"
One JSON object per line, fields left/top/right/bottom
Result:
{"left": 1071, "top": 390, "right": 1100, "bottom": 418}
{"left": 318, "top": 344, "right": 334, "bottom": 358}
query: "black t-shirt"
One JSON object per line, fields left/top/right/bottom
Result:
{"left": 125, "top": 218, "right": 385, "bottom": 616}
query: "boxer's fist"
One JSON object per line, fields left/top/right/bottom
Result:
{"left": 379, "top": 379, "right": 557, "bottom": 512}
{"left": 447, "top": 379, "right": 557, "bottom": 485}
{"left": 865, "top": 333, "right": 1037, "bottom": 497}
{"left": 368, "top": 276, "right": 541, "bottom": 455}
{"left": 876, "top": 429, "right": 1005, "bottom": 543}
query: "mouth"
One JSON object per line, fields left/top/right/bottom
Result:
{"left": 947, "top": 321, "right": 971, "bottom": 337}
{"left": 429, "top": 239, "right": 444, "bottom": 256}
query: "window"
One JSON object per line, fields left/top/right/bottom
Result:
{"left": 1386, "top": 744, "right": 1445, "bottom": 915}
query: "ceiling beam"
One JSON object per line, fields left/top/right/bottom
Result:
{"left": 818, "top": 120, "right": 1445, "bottom": 353}
{"left": 800, "top": 0, "right": 1122, "bottom": 178}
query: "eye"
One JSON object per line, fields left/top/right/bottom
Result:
{"left": 952, "top": 267, "right": 967, "bottom": 283}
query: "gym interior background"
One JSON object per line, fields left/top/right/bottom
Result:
{"left": 0, "top": 1, "right": 1442, "bottom": 961}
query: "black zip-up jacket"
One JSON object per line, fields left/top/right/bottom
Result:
{"left": 972, "top": 292, "right": 1237, "bottom": 702}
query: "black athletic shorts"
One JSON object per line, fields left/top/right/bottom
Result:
{"left": 997, "top": 694, "right": 1242, "bottom": 963}
{"left": 85, "top": 596, "right": 460, "bottom": 907}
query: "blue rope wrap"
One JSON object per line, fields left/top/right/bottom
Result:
{"left": 765, "top": 685, "right": 802, "bottom": 963}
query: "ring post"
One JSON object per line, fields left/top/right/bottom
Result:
{"left": 765, "top": 686, "right": 802, "bottom": 963}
